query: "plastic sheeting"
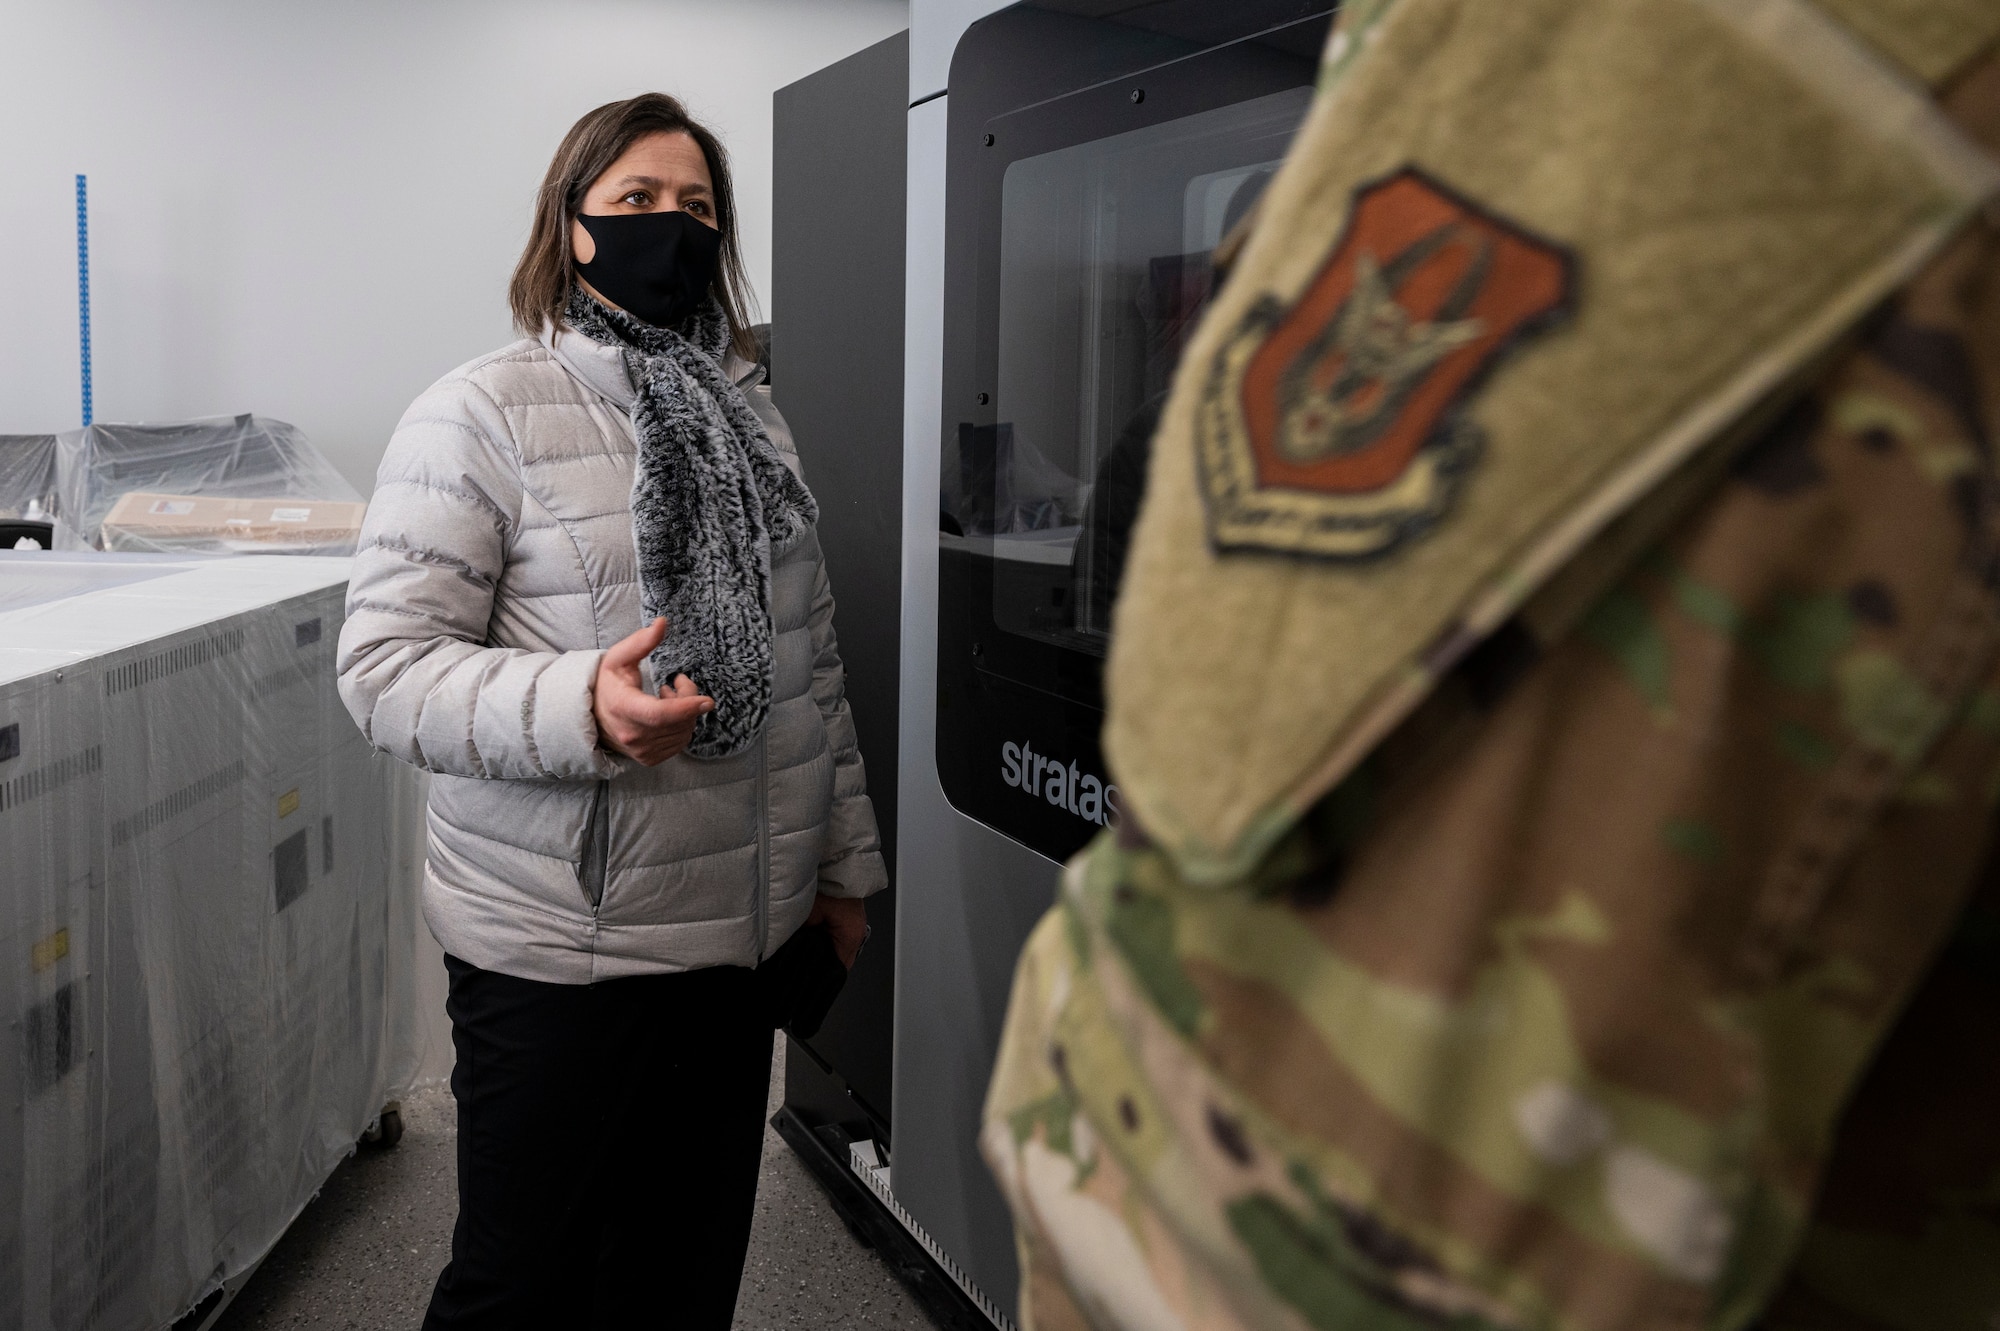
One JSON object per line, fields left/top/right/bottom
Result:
{"left": 0, "top": 435, "right": 81, "bottom": 550}
{"left": 49, "top": 415, "right": 362, "bottom": 555}
{"left": 2, "top": 416, "right": 360, "bottom": 555}
{"left": 0, "top": 553, "right": 437, "bottom": 1331}
{"left": 0, "top": 435, "right": 59, "bottom": 521}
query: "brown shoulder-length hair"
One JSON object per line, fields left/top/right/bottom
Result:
{"left": 510, "top": 93, "right": 758, "bottom": 360}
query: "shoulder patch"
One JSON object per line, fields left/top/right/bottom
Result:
{"left": 1196, "top": 167, "right": 1574, "bottom": 560}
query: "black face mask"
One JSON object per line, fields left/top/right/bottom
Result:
{"left": 574, "top": 209, "right": 721, "bottom": 329}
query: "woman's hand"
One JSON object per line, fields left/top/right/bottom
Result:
{"left": 592, "top": 618, "right": 714, "bottom": 766}
{"left": 807, "top": 894, "right": 869, "bottom": 969}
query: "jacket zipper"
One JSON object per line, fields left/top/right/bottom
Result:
{"left": 753, "top": 729, "right": 770, "bottom": 964}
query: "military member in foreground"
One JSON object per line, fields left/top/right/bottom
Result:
{"left": 981, "top": 2, "right": 2000, "bottom": 1329}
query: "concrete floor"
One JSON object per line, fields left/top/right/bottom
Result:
{"left": 211, "top": 1037, "right": 936, "bottom": 1330}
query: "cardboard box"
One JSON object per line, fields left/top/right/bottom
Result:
{"left": 100, "top": 491, "right": 366, "bottom": 555}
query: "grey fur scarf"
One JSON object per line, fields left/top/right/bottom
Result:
{"left": 566, "top": 289, "right": 817, "bottom": 759}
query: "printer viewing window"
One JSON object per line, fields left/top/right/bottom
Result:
{"left": 935, "top": 5, "right": 1331, "bottom": 862}
{"left": 949, "top": 89, "right": 1305, "bottom": 655}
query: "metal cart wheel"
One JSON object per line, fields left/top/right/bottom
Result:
{"left": 360, "top": 1101, "right": 405, "bottom": 1149}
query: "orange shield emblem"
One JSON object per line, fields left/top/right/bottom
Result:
{"left": 1196, "top": 167, "right": 1573, "bottom": 559}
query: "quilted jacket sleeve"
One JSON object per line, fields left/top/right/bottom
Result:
{"left": 805, "top": 549, "right": 888, "bottom": 898}
{"left": 337, "top": 371, "right": 617, "bottom": 782}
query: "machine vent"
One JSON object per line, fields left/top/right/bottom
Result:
{"left": 109, "top": 759, "right": 247, "bottom": 845}
{"left": 104, "top": 628, "right": 246, "bottom": 696}
{"left": 848, "top": 1140, "right": 1017, "bottom": 1331}
{"left": 0, "top": 745, "right": 102, "bottom": 814}
{"left": 251, "top": 661, "right": 311, "bottom": 699}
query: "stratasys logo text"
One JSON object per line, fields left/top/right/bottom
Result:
{"left": 1001, "top": 740, "right": 1121, "bottom": 827}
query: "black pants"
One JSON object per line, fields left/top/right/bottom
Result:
{"left": 423, "top": 956, "right": 773, "bottom": 1331}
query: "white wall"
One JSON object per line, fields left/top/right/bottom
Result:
{"left": 0, "top": 0, "right": 908, "bottom": 494}
{"left": 909, "top": 0, "right": 1008, "bottom": 101}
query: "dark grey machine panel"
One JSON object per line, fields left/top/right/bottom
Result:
{"left": 772, "top": 32, "right": 909, "bottom": 1142}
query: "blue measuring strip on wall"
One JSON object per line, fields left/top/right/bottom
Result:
{"left": 76, "top": 173, "right": 92, "bottom": 427}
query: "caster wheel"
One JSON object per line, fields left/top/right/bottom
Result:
{"left": 361, "top": 1104, "right": 405, "bottom": 1149}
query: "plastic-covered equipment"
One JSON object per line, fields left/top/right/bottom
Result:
{"left": 0, "top": 435, "right": 72, "bottom": 549}
{"left": 0, "top": 435, "right": 59, "bottom": 519}
{"left": 53, "top": 414, "right": 362, "bottom": 555}
{"left": 0, "top": 552, "right": 437, "bottom": 1331}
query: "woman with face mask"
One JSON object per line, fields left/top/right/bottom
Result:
{"left": 336, "top": 94, "right": 884, "bottom": 1329}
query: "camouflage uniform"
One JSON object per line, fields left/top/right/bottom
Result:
{"left": 982, "top": 2, "right": 2000, "bottom": 1329}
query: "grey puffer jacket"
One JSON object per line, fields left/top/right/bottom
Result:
{"left": 337, "top": 324, "right": 885, "bottom": 985}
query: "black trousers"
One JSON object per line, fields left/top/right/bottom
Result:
{"left": 423, "top": 956, "right": 773, "bottom": 1331}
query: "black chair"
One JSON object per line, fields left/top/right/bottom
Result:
{"left": 0, "top": 520, "right": 55, "bottom": 550}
